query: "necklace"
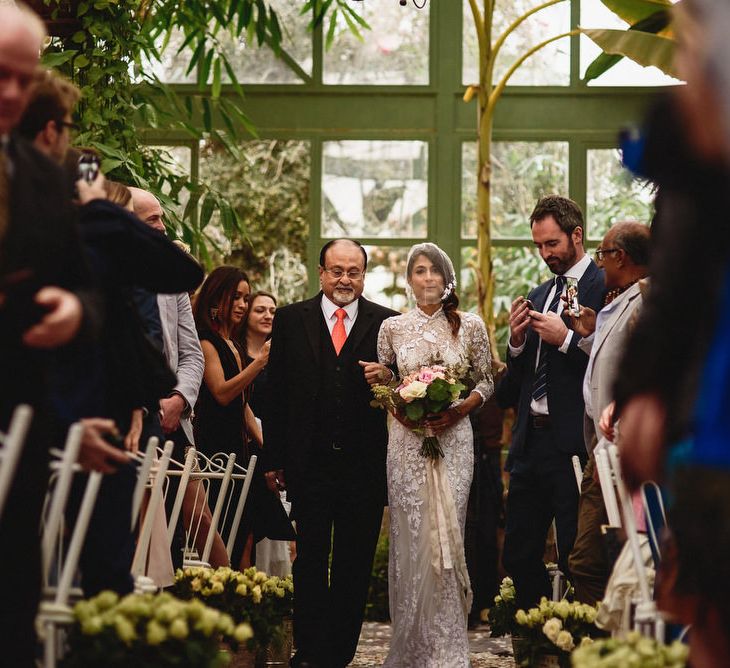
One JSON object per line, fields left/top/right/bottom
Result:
{"left": 604, "top": 278, "right": 639, "bottom": 306}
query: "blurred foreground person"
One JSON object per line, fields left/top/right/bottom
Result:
{"left": 0, "top": 5, "right": 96, "bottom": 664}
{"left": 610, "top": 2, "right": 730, "bottom": 665}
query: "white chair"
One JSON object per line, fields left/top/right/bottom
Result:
{"left": 130, "top": 440, "right": 174, "bottom": 592}
{"left": 37, "top": 423, "right": 103, "bottom": 668}
{"left": 0, "top": 404, "right": 32, "bottom": 521}
{"left": 594, "top": 437, "right": 622, "bottom": 528}
{"left": 182, "top": 450, "right": 257, "bottom": 568}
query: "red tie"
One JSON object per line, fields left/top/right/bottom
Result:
{"left": 332, "top": 308, "right": 347, "bottom": 355}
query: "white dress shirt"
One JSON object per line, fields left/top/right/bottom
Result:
{"left": 508, "top": 253, "right": 593, "bottom": 416}
{"left": 321, "top": 294, "right": 358, "bottom": 336}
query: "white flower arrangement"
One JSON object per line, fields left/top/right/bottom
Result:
{"left": 571, "top": 631, "right": 689, "bottom": 667}
{"left": 64, "top": 590, "right": 251, "bottom": 668}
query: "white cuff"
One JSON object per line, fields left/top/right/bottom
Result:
{"left": 558, "top": 329, "right": 573, "bottom": 354}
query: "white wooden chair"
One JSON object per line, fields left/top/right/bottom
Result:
{"left": 37, "top": 423, "right": 103, "bottom": 668}
{"left": 0, "top": 404, "right": 32, "bottom": 521}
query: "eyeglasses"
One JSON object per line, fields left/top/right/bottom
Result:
{"left": 58, "top": 120, "right": 80, "bottom": 133}
{"left": 595, "top": 247, "right": 620, "bottom": 261}
{"left": 323, "top": 268, "right": 365, "bottom": 280}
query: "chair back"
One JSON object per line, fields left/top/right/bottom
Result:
{"left": 0, "top": 404, "right": 33, "bottom": 520}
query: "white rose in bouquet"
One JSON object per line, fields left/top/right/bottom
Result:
{"left": 399, "top": 380, "right": 428, "bottom": 402}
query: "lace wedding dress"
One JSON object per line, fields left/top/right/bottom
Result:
{"left": 377, "top": 307, "right": 494, "bottom": 668}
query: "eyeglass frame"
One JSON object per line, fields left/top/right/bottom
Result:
{"left": 322, "top": 267, "right": 365, "bottom": 280}
{"left": 57, "top": 120, "right": 80, "bottom": 133}
{"left": 594, "top": 247, "right": 621, "bottom": 261}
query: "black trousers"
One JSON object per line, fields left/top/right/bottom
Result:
{"left": 502, "top": 423, "right": 584, "bottom": 610}
{"left": 290, "top": 450, "right": 383, "bottom": 668}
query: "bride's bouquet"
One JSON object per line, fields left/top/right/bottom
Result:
{"left": 370, "top": 364, "right": 467, "bottom": 459}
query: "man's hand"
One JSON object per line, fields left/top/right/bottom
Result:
{"left": 598, "top": 401, "right": 616, "bottom": 442}
{"left": 264, "top": 469, "right": 286, "bottom": 493}
{"left": 617, "top": 393, "right": 666, "bottom": 490}
{"left": 22, "top": 287, "right": 82, "bottom": 349}
{"left": 76, "top": 172, "right": 106, "bottom": 205}
{"left": 124, "top": 408, "right": 143, "bottom": 453}
{"left": 508, "top": 297, "right": 532, "bottom": 348}
{"left": 564, "top": 302, "right": 597, "bottom": 339}
{"left": 79, "top": 418, "right": 129, "bottom": 474}
{"left": 159, "top": 393, "right": 186, "bottom": 433}
{"left": 528, "top": 310, "right": 569, "bottom": 346}
{"left": 358, "top": 360, "right": 393, "bottom": 386}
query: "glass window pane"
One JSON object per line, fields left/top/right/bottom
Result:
{"left": 463, "top": 0, "right": 570, "bottom": 86}
{"left": 139, "top": 29, "right": 197, "bottom": 84}
{"left": 322, "top": 141, "right": 428, "bottom": 239}
{"left": 199, "top": 139, "right": 311, "bottom": 302}
{"left": 362, "top": 245, "right": 409, "bottom": 312}
{"left": 462, "top": 141, "right": 569, "bottom": 239}
{"left": 323, "top": 3, "right": 429, "bottom": 85}
{"left": 580, "top": 0, "right": 681, "bottom": 86}
{"left": 214, "top": 0, "right": 311, "bottom": 84}
{"left": 586, "top": 149, "right": 654, "bottom": 240}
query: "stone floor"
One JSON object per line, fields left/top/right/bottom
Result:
{"left": 350, "top": 622, "right": 516, "bottom": 668}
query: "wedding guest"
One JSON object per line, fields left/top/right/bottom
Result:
{"left": 241, "top": 291, "right": 295, "bottom": 572}
{"left": 192, "top": 266, "right": 263, "bottom": 568}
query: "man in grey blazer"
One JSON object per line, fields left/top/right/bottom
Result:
{"left": 568, "top": 221, "right": 650, "bottom": 604}
{"left": 130, "top": 188, "right": 204, "bottom": 446}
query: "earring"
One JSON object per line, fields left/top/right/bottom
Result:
{"left": 210, "top": 307, "right": 219, "bottom": 321}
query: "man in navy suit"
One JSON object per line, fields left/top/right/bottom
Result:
{"left": 497, "top": 195, "right": 605, "bottom": 610}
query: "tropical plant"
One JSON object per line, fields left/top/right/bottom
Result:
{"left": 581, "top": 0, "right": 680, "bottom": 83}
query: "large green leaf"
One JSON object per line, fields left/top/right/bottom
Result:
{"left": 599, "top": 0, "right": 672, "bottom": 25}
{"left": 582, "top": 28, "right": 679, "bottom": 79}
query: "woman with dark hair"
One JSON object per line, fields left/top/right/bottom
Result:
{"left": 192, "top": 266, "right": 269, "bottom": 568}
{"left": 376, "top": 243, "right": 494, "bottom": 668}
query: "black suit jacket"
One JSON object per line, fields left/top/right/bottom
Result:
{"left": 0, "top": 136, "right": 95, "bottom": 417}
{"left": 262, "top": 293, "right": 399, "bottom": 502}
{"left": 497, "top": 260, "right": 605, "bottom": 465}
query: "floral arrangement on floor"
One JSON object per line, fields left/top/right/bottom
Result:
{"left": 571, "top": 631, "right": 689, "bottom": 667}
{"left": 61, "top": 590, "right": 252, "bottom": 668}
{"left": 171, "top": 566, "right": 293, "bottom": 650}
{"left": 370, "top": 363, "right": 467, "bottom": 459}
{"left": 513, "top": 597, "right": 600, "bottom": 666}
{"left": 487, "top": 576, "right": 519, "bottom": 636}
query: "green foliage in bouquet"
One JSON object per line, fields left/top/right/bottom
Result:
{"left": 61, "top": 590, "right": 252, "bottom": 668}
{"left": 487, "top": 576, "right": 518, "bottom": 637}
{"left": 171, "top": 566, "right": 293, "bottom": 651}
{"left": 571, "top": 631, "right": 689, "bottom": 668}
{"left": 513, "top": 597, "right": 600, "bottom": 666}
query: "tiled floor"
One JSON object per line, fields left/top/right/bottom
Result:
{"left": 350, "top": 622, "right": 516, "bottom": 667}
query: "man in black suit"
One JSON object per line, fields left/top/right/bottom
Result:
{"left": 496, "top": 195, "right": 605, "bottom": 610}
{"left": 0, "top": 5, "right": 110, "bottom": 664}
{"left": 263, "top": 239, "right": 398, "bottom": 668}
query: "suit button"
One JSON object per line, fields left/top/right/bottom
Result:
{"left": 335, "top": 366, "right": 341, "bottom": 372}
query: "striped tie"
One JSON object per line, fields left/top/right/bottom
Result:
{"left": 531, "top": 275, "right": 566, "bottom": 402}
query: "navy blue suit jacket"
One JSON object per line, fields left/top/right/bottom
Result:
{"left": 497, "top": 260, "right": 605, "bottom": 466}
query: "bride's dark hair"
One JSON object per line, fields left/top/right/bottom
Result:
{"left": 407, "top": 246, "right": 461, "bottom": 338}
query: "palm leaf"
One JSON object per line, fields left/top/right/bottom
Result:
{"left": 599, "top": 0, "right": 672, "bottom": 25}
{"left": 582, "top": 28, "right": 679, "bottom": 80}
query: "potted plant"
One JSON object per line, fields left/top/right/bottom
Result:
{"left": 571, "top": 631, "right": 688, "bottom": 667}
{"left": 513, "top": 598, "right": 600, "bottom": 667}
{"left": 171, "top": 566, "right": 294, "bottom": 666}
{"left": 62, "top": 590, "right": 252, "bottom": 668}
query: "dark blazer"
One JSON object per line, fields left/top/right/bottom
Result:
{"left": 497, "top": 260, "right": 605, "bottom": 464}
{"left": 262, "top": 293, "right": 399, "bottom": 501}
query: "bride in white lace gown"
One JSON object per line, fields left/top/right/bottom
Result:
{"left": 376, "top": 243, "right": 493, "bottom": 668}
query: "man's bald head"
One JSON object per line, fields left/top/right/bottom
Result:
{"left": 0, "top": 3, "right": 46, "bottom": 135}
{"left": 129, "top": 187, "right": 165, "bottom": 233}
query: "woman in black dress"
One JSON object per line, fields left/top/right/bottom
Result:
{"left": 192, "top": 267, "right": 271, "bottom": 568}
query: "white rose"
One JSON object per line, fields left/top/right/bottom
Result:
{"left": 399, "top": 381, "right": 428, "bottom": 402}
{"left": 555, "top": 630, "right": 575, "bottom": 652}
{"left": 542, "top": 618, "right": 562, "bottom": 642}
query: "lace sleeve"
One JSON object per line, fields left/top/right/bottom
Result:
{"left": 463, "top": 313, "right": 494, "bottom": 404}
{"left": 377, "top": 317, "right": 396, "bottom": 366}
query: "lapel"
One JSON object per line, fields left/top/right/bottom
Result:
{"left": 592, "top": 283, "right": 641, "bottom": 361}
{"left": 300, "top": 294, "right": 324, "bottom": 365}
{"left": 348, "top": 296, "right": 377, "bottom": 354}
